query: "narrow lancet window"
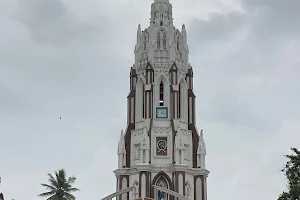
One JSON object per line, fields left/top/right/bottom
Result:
{"left": 159, "top": 81, "right": 164, "bottom": 106}
{"left": 177, "top": 35, "right": 180, "bottom": 50}
{"left": 157, "top": 33, "right": 160, "bottom": 49}
{"left": 142, "top": 85, "right": 145, "bottom": 118}
{"left": 144, "top": 35, "right": 147, "bottom": 50}
{"left": 178, "top": 86, "right": 181, "bottom": 118}
{"left": 163, "top": 32, "right": 167, "bottom": 49}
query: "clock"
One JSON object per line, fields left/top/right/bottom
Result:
{"left": 156, "top": 107, "right": 168, "bottom": 118}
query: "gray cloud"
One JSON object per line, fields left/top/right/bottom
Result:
{"left": 207, "top": 93, "right": 280, "bottom": 131}
{"left": 242, "top": 0, "right": 300, "bottom": 36}
{"left": 0, "top": 1, "right": 300, "bottom": 200}
{"left": 0, "top": 84, "right": 27, "bottom": 113}
{"left": 11, "top": 0, "right": 100, "bottom": 44}
{"left": 186, "top": 0, "right": 300, "bottom": 132}
{"left": 188, "top": 12, "right": 248, "bottom": 45}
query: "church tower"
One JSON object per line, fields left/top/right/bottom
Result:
{"left": 114, "top": 1, "right": 209, "bottom": 200}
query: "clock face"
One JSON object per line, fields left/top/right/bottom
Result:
{"left": 156, "top": 107, "right": 168, "bottom": 118}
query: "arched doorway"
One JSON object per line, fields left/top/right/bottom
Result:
{"left": 152, "top": 172, "right": 172, "bottom": 200}
{"left": 156, "top": 177, "right": 168, "bottom": 200}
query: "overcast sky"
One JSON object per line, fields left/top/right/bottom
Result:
{"left": 0, "top": 0, "right": 300, "bottom": 200}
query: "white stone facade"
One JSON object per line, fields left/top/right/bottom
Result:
{"left": 114, "top": 1, "right": 209, "bottom": 200}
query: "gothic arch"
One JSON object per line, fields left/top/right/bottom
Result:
{"left": 179, "top": 77, "right": 187, "bottom": 85}
{"left": 175, "top": 30, "right": 181, "bottom": 39}
{"left": 154, "top": 73, "right": 170, "bottom": 115}
{"left": 157, "top": 31, "right": 161, "bottom": 49}
{"left": 169, "top": 62, "right": 178, "bottom": 84}
{"left": 170, "top": 61, "right": 178, "bottom": 70}
{"left": 151, "top": 172, "right": 172, "bottom": 199}
{"left": 146, "top": 61, "right": 153, "bottom": 70}
{"left": 143, "top": 30, "right": 149, "bottom": 51}
{"left": 178, "top": 78, "right": 188, "bottom": 122}
{"left": 136, "top": 77, "right": 146, "bottom": 92}
{"left": 160, "top": 28, "right": 167, "bottom": 49}
{"left": 143, "top": 29, "right": 149, "bottom": 40}
{"left": 175, "top": 31, "right": 181, "bottom": 51}
{"left": 146, "top": 62, "right": 154, "bottom": 84}
{"left": 152, "top": 172, "right": 172, "bottom": 187}
{"left": 136, "top": 77, "right": 146, "bottom": 121}
{"left": 155, "top": 73, "right": 169, "bottom": 88}
{"left": 157, "top": 28, "right": 167, "bottom": 49}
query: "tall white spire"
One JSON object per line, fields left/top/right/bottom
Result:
{"left": 113, "top": 1, "right": 209, "bottom": 200}
{"left": 150, "top": 0, "right": 173, "bottom": 26}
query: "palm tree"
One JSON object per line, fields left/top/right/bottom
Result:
{"left": 38, "top": 169, "right": 79, "bottom": 200}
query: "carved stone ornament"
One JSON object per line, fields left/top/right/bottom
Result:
{"left": 118, "top": 129, "right": 126, "bottom": 155}
{"left": 180, "top": 129, "right": 192, "bottom": 137}
{"left": 132, "top": 128, "right": 144, "bottom": 136}
{"left": 140, "top": 131, "right": 150, "bottom": 150}
{"left": 175, "top": 134, "right": 185, "bottom": 150}
{"left": 152, "top": 127, "right": 172, "bottom": 135}
{"left": 197, "top": 129, "right": 206, "bottom": 155}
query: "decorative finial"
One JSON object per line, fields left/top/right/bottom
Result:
{"left": 200, "top": 129, "right": 204, "bottom": 139}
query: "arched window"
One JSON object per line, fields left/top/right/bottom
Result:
{"left": 178, "top": 85, "right": 181, "bottom": 118}
{"left": 144, "top": 35, "right": 147, "bottom": 50}
{"left": 163, "top": 32, "right": 167, "bottom": 49}
{"left": 177, "top": 35, "right": 180, "bottom": 50}
{"left": 160, "top": 21, "right": 163, "bottom": 26}
{"left": 156, "top": 176, "right": 169, "bottom": 200}
{"left": 136, "top": 78, "right": 146, "bottom": 121}
{"left": 159, "top": 81, "right": 164, "bottom": 106}
{"left": 157, "top": 33, "right": 160, "bottom": 49}
{"left": 178, "top": 80, "right": 187, "bottom": 122}
{"left": 142, "top": 85, "right": 145, "bottom": 118}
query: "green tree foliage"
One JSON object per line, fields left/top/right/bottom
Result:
{"left": 38, "top": 169, "right": 80, "bottom": 200}
{"left": 278, "top": 148, "right": 300, "bottom": 200}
